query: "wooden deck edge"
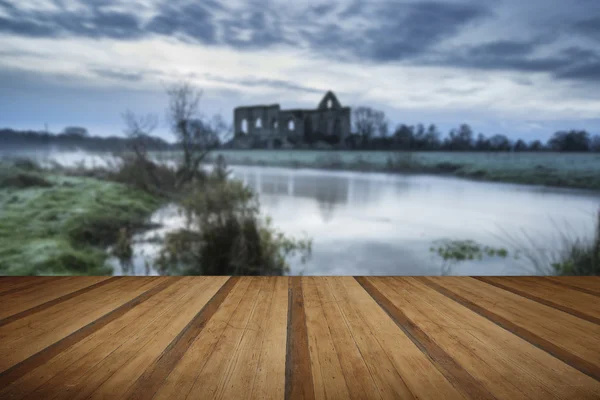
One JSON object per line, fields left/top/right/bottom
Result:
{"left": 474, "top": 277, "right": 600, "bottom": 326}
{"left": 0, "top": 277, "right": 70, "bottom": 297}
{"left": 354, "top": 277, "right": 496, "bottom": 400}
{"left": 0, "top": 277, "right": 121, "bottom": 328}
{"left": 0, "top": 277, "right": 180, "bottom": 389}
{"left": 285, "top": 277, "right": 315, "bottom": 400}
{"left": 418, "top": 277, "right": 600, "bottom": 381}
{"left": 543, "top": 278, "right": 600, "bottom": 297}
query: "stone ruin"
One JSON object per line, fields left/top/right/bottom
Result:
{"left": 233, "top": 91, "right": 351, "bottom": 148}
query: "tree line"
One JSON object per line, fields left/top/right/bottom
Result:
{"left": 0, "top": 127, "right": 176, "bottom": 152}
{"left": 350, "top": 106, "right": 600, "bottom": 152}
{"left": 2, "top": 107, "right": 600, "bottom": 153}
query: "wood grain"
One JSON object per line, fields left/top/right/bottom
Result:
{"left": 120, "top": 276, "right": 236, "bottom": 400}
{"left": 151, "top": 276, "right": 253, "bottom": 399}
{"left": 545, "top": 277, "right": 600, "bottom": 297}
{"left": 0, "top": 277, "right": 175, "bottom": 389}
{"left": 0, "top": 276, "right": 598, "bottom": 400}
{"left": 373, "top": 277, "right": 600, "bottom": 399}
{"left": 285, "top": 277, "right": 315, "bottom": 400}
{"left": 356, "top": 276, "right": 492, "bottom": 400}
{"left": 476, "top": 276, "right": 600, "bottom": 325}
{"left": 422, "top": 276, "right": 600, "bottom": 381}
{"left": 0, "top": 276, "right": 118, "bottom": 327}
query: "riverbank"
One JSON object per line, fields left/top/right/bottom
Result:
{"left": 0, "top": 162, "right": 160, "bottom": 275}
{"left": 204, "top": 150, "right": 600, "bottom": 191}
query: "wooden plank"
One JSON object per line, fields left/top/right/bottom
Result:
{"left": 0, "top": 277, "right": 34, "bottom": 294}
{"left": 302, "top": 277, "right": 351, "bottom": 400}
{"left": 285, "top": 276, "right": 315, "bottom": 400}
{"left": 250, "top": 277, "right": 289, "bottom": 400}
{"left": 332, "top": 277, "right": 469, "bottom": 400}
{"left": 115, "top": 276, "right": 236, "bottom": 400}
{"left": 183, "top": 277, "right": 265, "bottom": 399}
{"left": 0, "top": 277, "right": 118, "bottom": 327}
{"left": 0, "top": 277, "right": 188, "bottom": 400}
{"left": 0, "top": 277, "right": 163, "bottom": 371}
{"left": 546, "top": 277, "right": 600, "bottom": 297}
{"left": 422, "top": 277, "right": 600, "bottom": 381}
{"left": 0, "top": 277, "right": 175, "bottom": 389}
{"left": 369, "top": 277, "right": 600, "bottom": 400}
{"left": 151, "top": 276, "right": 253, "bottom": 399}
{"left": 19, "top": 276, "right": 194, "bottom": 400}
{"left": 477, "top": 277, "right": 600, "bottom": 325}
{"left": 219, "top": 277, "right": 284, "bottom": 400}
{"left": 48, "top": 276, "right": 231, "bottom": 400}
{"left": 0, "top": 277, "right": 107, "bottom": 319}
{"left": 0, "top": 277, "right": 63, "bottom": 296}
{"left": 316, "top": 278, "right": 382, "bottom": 400}
{"left": 355, "top": 276, "right": 484, "bottom": 400}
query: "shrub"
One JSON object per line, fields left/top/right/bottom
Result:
{"left": 552, "top": 209, "right": 600, "bottom": 275}
{"left": 155, "top": 159, "right": 311, "bottom": 275}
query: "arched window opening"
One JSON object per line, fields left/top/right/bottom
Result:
{"left": 288, "top": 119, "right": 295, "bottom": 132}
{"left": 241, "top": 119, "right": 248, "bottom": 134}
{"left": 255, "top": 118, "right": 262, "bottom": 129}
{"left": 327, "top": 99, "right": 332, "bottom": 109}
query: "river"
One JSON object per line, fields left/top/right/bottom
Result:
{"left": 111, "top": 165, "right": 600, "bottom": 276}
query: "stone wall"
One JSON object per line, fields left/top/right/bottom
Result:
{"left": 233, "top": 91, "right": 351, "bottom": 145}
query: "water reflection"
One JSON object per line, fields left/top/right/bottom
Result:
{"left": 112, "top": 166, "right": 600, "bottom": 276}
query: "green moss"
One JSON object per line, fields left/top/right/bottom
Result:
{"left": 0, "top": 167, "right": 160, "bottom": 275}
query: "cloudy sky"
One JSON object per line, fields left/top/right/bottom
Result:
{"left": 1, "top": 0, "right": 599, "bottom": 141}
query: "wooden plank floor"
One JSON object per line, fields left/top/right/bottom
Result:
{"left": 0, "top": 276, "right": 599, "bottom": 399}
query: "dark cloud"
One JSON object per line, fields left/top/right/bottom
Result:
{"left": 555, "top": 62, "right": 600, "bottom": 81}
{"left": 202, "top": 73, "right": 325, "bottom": 94}
{"left": 0, "top": 2, "right": 142, "bottom": 39}
{"left": 146, "top": 3, "right": 217, "bottom": 44}
{"left": 221, "top": 9, "right": 290, "bottom": 49}
{"left": 468, "top": 40, "right": 536, "bottom": 57}
{"left": 0, "top": 1, "right": 487, "bottom": 60}
{"left": 300, "top": 1, "right": 490, "bottom": 62}
{"left": 307, "top": 3, "right": 337, "bottom": 17}
{"left": 0, "top": 0, "right": 598, "bottom": 82}
{"left": 573, "top": 17, "right": 600, "bottom": 41}
{"left": 430, "top": 38, "right": 600, "bottom": 81}
{"left": 90, "top": 68, "right": 145, "bottom": 82}
{"left": 338, "top": 0, "right": 363, "bottom": 18}
{"left": 366, "top": 2, "right": 490, "bottom": 62}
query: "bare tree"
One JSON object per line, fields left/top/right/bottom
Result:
{"left": 120, "top": 110, "right": 164, "bottom": 192}
{"left": 165, "top": 81, "right": 228, "bottom": 188}
{"left": 122, "top": 110, "right": 158, "bottom": 160}
{"left": 353, "top": 106, "right": 388, "bottom": 142}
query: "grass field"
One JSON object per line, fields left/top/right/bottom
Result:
{"left": 0, "top": 162, "right": 160, "bottom": 275}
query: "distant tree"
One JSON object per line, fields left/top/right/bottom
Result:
{"left": 424, "top": 124, "right": 441, "bottom": 150}
{"left": 529, "top": 140, "right": 544, "bottom": 151}
{"left": 513, "top": 139, "right": 528, "bottom": 152}
{"left": 488, "top": 134, "right": 512, "bottom": 151}
{"left": 444, "top": 124, "right": 474, "bottom": 151}
{"left": 591, "top": 135, "right": 600, "bottom": 152}
{"left": 353, "top": 106, "right": 388, "bottom": 143}
{"left": 548, "top": 130, "right": 590, "bottom": 152}
{"left": 61, "top": 126, "right": 89, "bottom": 138}
{"left": 474, "top": 133, "right": 491, "bottom": 151}
{"left": 392, "top": 124, "right": 414, "bottom": 150}
{"left": 412, "top": 123, "right": 426, "bottom": 150}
